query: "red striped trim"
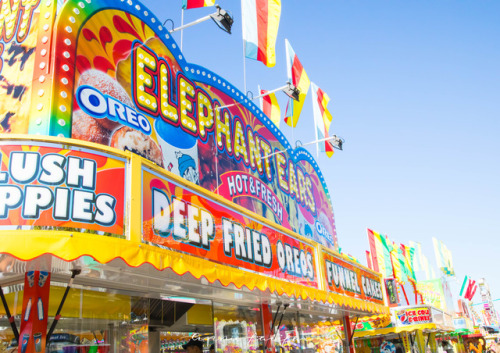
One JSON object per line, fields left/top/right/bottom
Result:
{"left": 256, "top": 0, "right": 269, "bottom": 65}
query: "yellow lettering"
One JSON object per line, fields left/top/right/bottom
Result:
{"left": 178, "top": 76, "right": 197, "bottom": 133}
{"left": 259, "top": 139, "right": 272, "bottom": 180}
{"left": 215, "top": 104, "right": 232, "bottom": 153}
{"left": 297, "top": 168, "right": 307, "bottom": 205}
{"left": 197, "top": 90, "right": 213, "bottom": 139}
{"left": 247, "top": 130, "right": 263, "bottom": 174}
{"left": 134, "top": 47, "right": 158, "bottom": 114}
{"left": 276, "top": 153, "right": 288, "bottom": 192}
{"left": 159, "top": 62, "right": 178, "bottom": 123}
{"left": 288, "top": 161, "right": 299, "bottom": 201}
{"left": 233, "top": 120, "right": 248, "bottom": 163}
{"left": 305, "top": 176, "right": 315, "bottom": 213}
{"left": 17, "top": 0, "right": 40, "bottom": 41}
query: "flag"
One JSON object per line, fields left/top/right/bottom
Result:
{"left": 459, "top": 275, "right": 469, "bottom": 297}
{"left": 408, "top": 241, "right": 435, "bottom": 281}
{"left": 182, "top": 0, "right": 215, "bottom": 9}
{"left": 461, "top": 276, "right": 477, "bottom": 301}
{"left": 401, "top": 244, "right": 416, "bottom": 283}
{"left": 408, "top": 241, "right": 423, "bottom": 271}
{"left": 366, "top": 251, "right": 373, "bottom": 270}
{"left": 311, "top": 82, "right": 335, "bottom": 157}
{"left": 284, "top": 39, "right": 310, "bottom": 127}
{"left": 259, "top": 88, "right": 280, "bottom": 127}
{"left": 391, "top": 244, "right": 409, "bottom": 284}
{"left": 432, "top": 237, "right": 455, "bottom": 276}
{"left": 242, "top": 0, "right": 281, "bottom": 67}
{"left": 367, "top": 229, "right": 393, "bottom": 278}
{"left": 469, "top": 285, "right": 478, "bottom": 301}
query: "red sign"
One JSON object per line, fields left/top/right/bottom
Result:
{"left": 0, "top": 143, "right": 126, "bottom": 236}
{"left": 19, "top": 271, "right": 51, "bottom": 353}
{"left": 142, "top": 168, "right": 318, "bottom": 288}
{"left": 323, "top": 251, "right": 384, "bottom": 304}
{"left": 395, "top": 307, "right": 432, "bottom": 325}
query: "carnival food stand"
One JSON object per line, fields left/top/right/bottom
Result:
{"left": 0, "top": 0, "right": 389, "bottom": 352}
{"left": 353, "top": 305, "right": 454, "bottom": 353}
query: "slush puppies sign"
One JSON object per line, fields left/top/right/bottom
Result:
{"left": 0, "top": 143, "right": 125, "bottom": 236}
{"left": 48, "top": 0, "right": 338, "bottom": 249}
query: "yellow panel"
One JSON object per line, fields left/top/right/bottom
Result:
{"left": 186, "top": 304, "right": 213, "bottom": 325}
{"left": 81, "top": 290, "right": 131, "bottom": 320}
{"left": 0, "top": 291, "right": 22, "bottom": 316}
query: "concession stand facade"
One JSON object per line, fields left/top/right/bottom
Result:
{"left": 0, "top": 0, "right": 388, "bottom": 352}
{"left": 353, "top": 305, "right": 454, "bottom": 353}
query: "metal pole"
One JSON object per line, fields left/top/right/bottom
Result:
{"left": 241, "top": 0, "right": 247, "bottom": 94}
{"left": 46, "top": 269, "right": 80, "bottom": 344}
{"left": 170, "top": 14, "right": 212, "bottom": 33}
{"left": 216, "top": 85, "right": 289, "bottom": 111}
{"left": 311, "top": 86, "right": 319, "bottom": 159}
{"left": 274, "top": 304, "right": 289, "bottom": 337}
{"left": 270, "top": 303, "right": 281, "bottom": 334}
{"left": 263, "top": 136, "right": 341, "bottom": 159}
{"left": 180, "top": 9, "right": 184, "bottom": 51}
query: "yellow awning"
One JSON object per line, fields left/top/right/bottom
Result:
{"left": 1, "top": 230, "right": 389, "bottom": 316}
{"left": 354, "top": 323, "right": 454, "bottom": 338}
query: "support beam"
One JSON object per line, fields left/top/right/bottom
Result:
{"left": 342, "top": 315, "right": 355, "bottom": 353}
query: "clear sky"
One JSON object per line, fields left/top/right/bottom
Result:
{"left": 143, "top": 1, "right": 500, "bottom": 305}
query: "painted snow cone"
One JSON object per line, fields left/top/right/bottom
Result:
{"left": 155, "top": 119, "right": 200, "bottom": 185}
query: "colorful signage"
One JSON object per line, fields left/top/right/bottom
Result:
{"left": 385, "top": 278, "right": 398, "bottom": 305}
{"left": 40, "top": 0, "right": 337, "bottom": 249}
{"left": 0, "top": 143, "right": 126, "bottom": 236}
{"left": 351, "top": 316, "right": 393, "bottom": 331}
{"left": 395, "top": 307, "right": 432, "bottom": 326}
{"left": 417, "top": 278, "right": 452, "bottom": 312}
{"left": 0, "top": 0, "right": 40, "bottom": 134}
{"left": 19, "top": 271, "right": 51, "bottom": 353}
{"left": 380, "top": 341, "right": 396, "bottom": 353}
{"left": 323, "top": 251, "right": 384, "bottom": 304}
{"left": 142, "top": 167, "right": 318, "bottom": 288}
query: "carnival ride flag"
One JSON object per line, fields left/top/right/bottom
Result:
{"left": 432, "top": 237, "right": 455, "bottom": 276}
{"left": 401, "top": 243, "right": 417, "bottom": 282}
{"left": 460, "top": 276, "right": 478, "bottom": 301}
{"left": 409, "top": 240, "right": 434, "bottom": 280}
{"left": 242, "top": 0, "right": 281, "bottom": 67}
{"left": 284, "top": 39, "right": 310, "bottom": 128}
{"left": 260, "top": 89, "right": 281, "bottom": 128}
{"left": 367, "top": 228, "right": 393, "bottom": 278}
{"left": 390, "top": 244, "right": 408, "bottom": 284}
{"left": 182, "top": 0, "right": 215, "bottom": 9}
{"left": 311, "top": 82, "right": 335, "bottom": 157}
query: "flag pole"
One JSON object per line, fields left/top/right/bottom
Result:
{"left": 257, "top": 84, "right": 262, "bottom": 110}
{"left": 241, "top": 0, "right": 247, "bottom": 94}
{"left": 180, "top": 9, "right": 184, "bottom": 51}
{"left": 284, "top": 40, "right": 295, "bottom": 147}
{"left": 311, "top": 84, "right": 319, "bottom": 158}
{"left": 216, "top": 84, "right": 289, "bottom": 110}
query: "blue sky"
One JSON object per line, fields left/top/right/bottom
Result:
{"left": 143, "top": 1, "right": 500, "bottom": 304}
